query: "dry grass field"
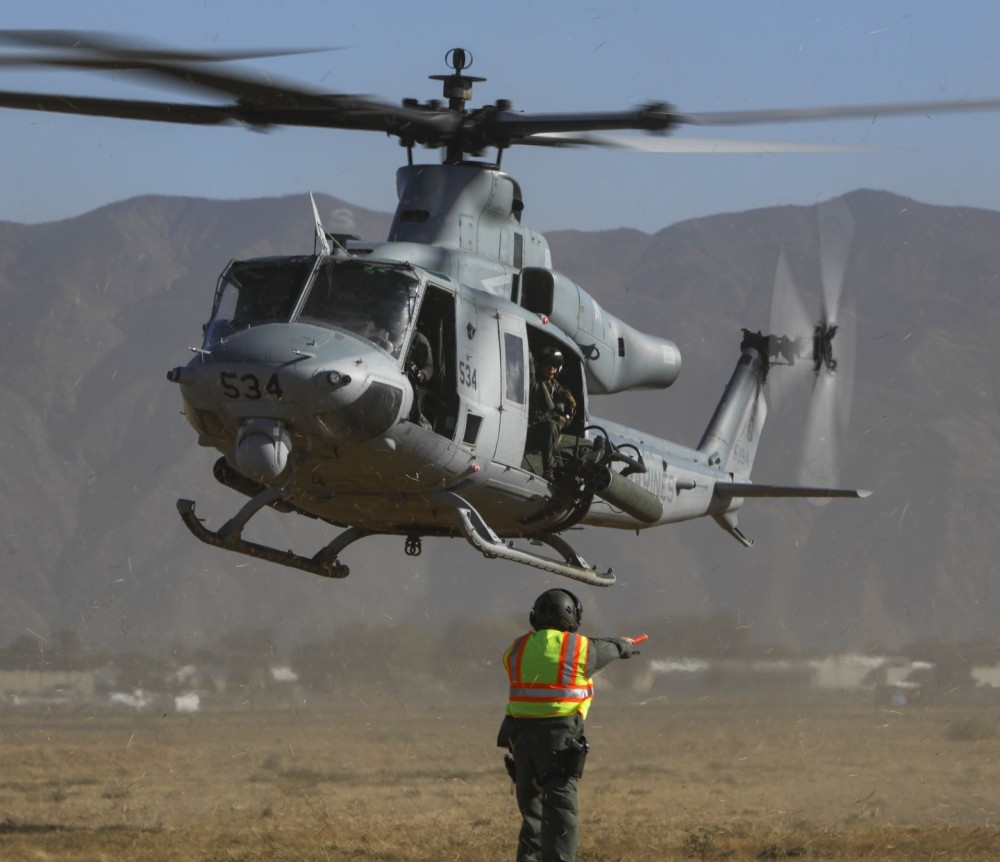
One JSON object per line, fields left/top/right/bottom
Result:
{"left": 0, "top": 688, "right": 998, "bottom": 861}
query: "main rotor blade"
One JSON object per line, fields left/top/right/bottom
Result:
{"left": 524, "top": 131, "right": 887, "bottom": 153}
{"left": 676, "top": 96, "right": 1000, "bottom": 127}
{"left": 0, "top": 29, "right": 333, "bottom": 66}
{"left": 0, "top": 86, "right": 460, "bottom": 136}
{"left": 0, "top": 90, "right": 246, "bottom": 125}
{"left": 817, "top": 197, "right": 855, "bottom": 326}
{"left": 3, "top": 31, "right": 1000, "bottom": 155}
{"left": 0, "top": 28, "right": 340, "bottom": 110}
{"left": 0, "top": 29, "right": 459, "bottom": 138}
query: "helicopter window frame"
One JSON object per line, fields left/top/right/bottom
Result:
{"left": 502, "top": 331, "right": 526, "bottom": 406}
{"left": 296, "top": 259, "right": 424, "bottom": 360}
{"left": 203, "top": 255, "right": 321, "bottom": 347}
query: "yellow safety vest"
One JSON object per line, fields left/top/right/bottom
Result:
{"left": 504, "top": 629, "right": 594, "bottom": 719}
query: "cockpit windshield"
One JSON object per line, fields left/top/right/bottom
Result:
{"left": 204, "top": 256, "right": 317, "bottom": 347}
{"left": 203, "top": 256, "right": 422, "bottom": 359}
{"left": 297, "top": 260, "right": 421, "bottom": 359}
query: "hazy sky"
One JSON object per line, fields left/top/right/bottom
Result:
{"left": 2, "top": 1, "right": 999, "bottom": 232}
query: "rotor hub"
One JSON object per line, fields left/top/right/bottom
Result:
{"left": 429, "top": 47, "right": 486, "bottom": 111}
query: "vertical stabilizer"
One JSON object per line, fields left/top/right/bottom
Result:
{"left": 697, "top": 347, "right": 767, "bottom": 480}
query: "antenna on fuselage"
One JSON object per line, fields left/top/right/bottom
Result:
{"left": 310, "top": 192, "right": 350, "bottom": 258}
{"left": 310, "top": 192, "right": 332, "bottom": 255}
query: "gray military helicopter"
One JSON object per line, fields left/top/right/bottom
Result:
{"left": 3, "top": 32, "right": 997, "bottom": 586}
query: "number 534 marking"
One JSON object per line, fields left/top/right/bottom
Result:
{"left": 219, "top": 371, "right": 284, "bottom": 400}
{"left": 459, "top": 361, "right": 478, "bottom": 390}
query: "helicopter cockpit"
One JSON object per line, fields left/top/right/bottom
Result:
{"left": 299, "top": 259, "right": 419, "bottom": 359}
{"left": 203, "top": 256, "right": 422, "bottom": 360}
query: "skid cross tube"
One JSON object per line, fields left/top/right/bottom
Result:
{"left": 432, "top": 490, "right": 615, "bottom": 586}
{"left": 176, "top": 497, "right": 372, "bottom": 579}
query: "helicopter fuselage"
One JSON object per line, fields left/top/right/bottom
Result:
{"left": 172, "top": 242, "right": 717, "bottom": 539}
{"left": 169, "top": 162, "right": 859, "bottom": 584}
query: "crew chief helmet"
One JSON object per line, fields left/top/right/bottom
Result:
{"left": 529, "top": 588, "right": 583, "bottom": 632}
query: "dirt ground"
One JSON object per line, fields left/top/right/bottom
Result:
{"left": 1, "top": 688, "right": 998, "bottom": 861}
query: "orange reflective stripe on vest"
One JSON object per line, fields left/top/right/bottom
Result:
{"left": 504, "top": 629, "right": 594, "bottom": 719}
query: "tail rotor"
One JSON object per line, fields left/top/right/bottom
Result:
{"left": 766, "top": 197, "right": 857, "bottom": 498}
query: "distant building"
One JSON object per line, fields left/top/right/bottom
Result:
{"left": 0, "top": 669, "right": 96, "bottom": 705}
{"left": 971, "top": 664, "right": 1000, "bottom": 688}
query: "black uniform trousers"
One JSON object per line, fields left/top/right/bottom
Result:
{"left": 510, "top": 722, "right": 581, "bottom": 862}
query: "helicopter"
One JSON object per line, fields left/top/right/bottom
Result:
{"left": 3, "top": 34, "right": 997, "bottom": 587}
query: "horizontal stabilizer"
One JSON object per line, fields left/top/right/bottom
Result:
{"left": 715, "top": 482, "right": 871, "bottom": 499}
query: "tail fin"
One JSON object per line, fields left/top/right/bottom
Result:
{"left": 697, "top": 346, "right": 767, "bottom": 480}
{"left": 700, "top": 340, "right": 870, "bottom": 549}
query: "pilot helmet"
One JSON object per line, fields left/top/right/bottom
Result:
{"left": 529, "top": 588, "right": 582, "bottom": 632}
{"left": 374, "top": 302, "right": 397, "bottom": 330}
{"left": 540, "top": 347, "right": 564, "bottom": 370}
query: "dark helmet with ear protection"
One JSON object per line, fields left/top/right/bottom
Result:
{"left": 540, "top": 347, "right": 564, "bottom": 369}
{"left": 529, "top": 588, "right": 582, "bottom": 632}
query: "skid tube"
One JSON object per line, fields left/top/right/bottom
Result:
{"left": 176, "top": 498, "right": 372, "bottom": 579}
{"left": 432, "top": 490, "right": 616, "bottom": 587}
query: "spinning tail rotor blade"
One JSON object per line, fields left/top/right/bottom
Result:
{"left": 766, "top": 248, "right": 812, "bottom": 412}
{"left": 799, "top": 199, "right": 858, "bottom": 499}
{"left": 817, "top": 197, "right": 855, "bottom": 327}
{"left": 769, "top": 248, "right": 812, "bottom": 340}
{"left": 832, "top": 296, "right": 857, "bottom": 436}
{"left": 799, "top": 366, "right": 839, "bottom": 501}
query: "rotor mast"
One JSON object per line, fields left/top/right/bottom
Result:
{"left": 429, "top": 48, "right": 487, "bottom": 164}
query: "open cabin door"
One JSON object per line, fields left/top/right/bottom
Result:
{"left": 414, "top": 284, "right": 459, "bottom": 439}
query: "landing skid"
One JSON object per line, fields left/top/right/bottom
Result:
{"left": 433, "top": 491, "right": 615, "bottom": 587}
{"left": 176, "top": 497, "right": 370, "bottom": 579}
{"left": 176, "top": 485, "right": 615, "bottom": 586}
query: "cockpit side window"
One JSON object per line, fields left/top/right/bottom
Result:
{"left": 298, "top": 261, "right": 422, "bottom": 359}
{"left": 205, "top": 256, "right": 317, "bottom": 347}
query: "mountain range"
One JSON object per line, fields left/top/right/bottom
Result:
{"left": 0, "top": 188, "right": 997, "bottom": 653}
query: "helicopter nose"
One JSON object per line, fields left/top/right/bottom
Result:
{"left": 234, "top": 419, "right": 291, "bottom": 481}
